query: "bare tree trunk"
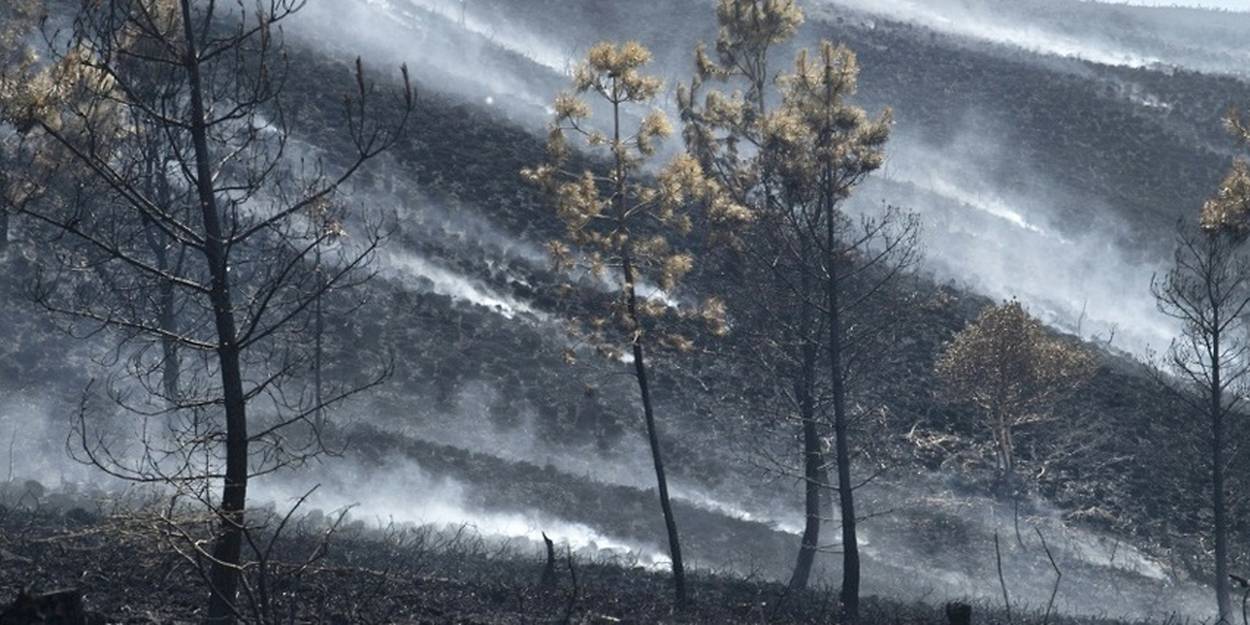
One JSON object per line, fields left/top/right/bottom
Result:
{"left": 822, "top": 60, "right": 860, "bottom": 625}
{"left": 625, "top": 282, "right": 686, "bottom": 609}
{"left": 790, "top": 409, "right": 822, "bottom": 590}
{"left": 146, "top": 155, "right": 180, "bottom": 405}
{"left": 790, "top": 244, "right": 821, "bottom": 591}
{"left": 828, "top": 250, "right": 859, "bottom": 624}
{"left": 1211, "top": 323, "right": 1233, "bottom": 622}
{"left": 1004, "top": 422, "right": 1016, "bottom": 478}
{"left": 0, "top": 171, "right": 9, "bottom": 255}
{"left": 179, "top": 3, "right": 249, "bottom": 622}
{"left": 612, "top": 84, "right": 685, "bottom": 609}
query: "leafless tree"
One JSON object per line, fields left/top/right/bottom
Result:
{"left": 2, "top": 1, "right": 412, "bottom": 622}
{"left": 1152, "top": 224, "right": 1250, "bottom": 622}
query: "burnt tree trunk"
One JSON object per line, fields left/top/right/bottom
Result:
{"left": 945, "top": 602, "right": 972, "bottom": 625}
{"left": 0, "top": 207, "right": 8, "bottom": 256}
{"left": 611, "top": 83, "right": 685, "bottom": 609}
{"left": 1211, "top": 316, "right": 1232, "bottom": 622}
{"left": 623, "top": 257, "right": 686, "bottom": 609}
{"left": 828, "top": 252, "right": 859, "bottom": 624}
{"left": 140, "top": 148, "right": 181, "bottom": 406}
{"left": 180, "top": 3, "right": 250, "bottom": 622}
{"left": 789, "top": 243, "right": 822, "bottom": 591}
{"left": 540, "top": 532, "right": 557, "bottom": 588}
{"left": 822, "top": 61, "right": 859, "bottom": 625}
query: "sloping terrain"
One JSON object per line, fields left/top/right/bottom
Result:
{"left": 2, "top": 0, "right": 1249, "bottom": 621}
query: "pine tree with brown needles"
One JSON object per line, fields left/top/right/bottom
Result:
{"left": 681, "top": 0, "right": 837, "bottom": 592}
{"left": 524, "top": 40, "right": 747, "bottom": 610}
{"left": 935, "top": 300, "right": 1096, "bottom": 482}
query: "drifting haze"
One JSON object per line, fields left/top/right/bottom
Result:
{"left": 818, "top": 0, "right": 1250, "bottom": 75}
{"left": 1, "top": 0, "right": 1228, "bottom": 619}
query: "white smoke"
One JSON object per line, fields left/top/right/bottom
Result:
{"left": 383, "top": 249, "right": 545, "bottom": 320}
{"left": 255, "top": 458, "right": 672, "bottom": 568}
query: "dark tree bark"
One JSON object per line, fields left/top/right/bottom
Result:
{"left": 177, "top": 2, "right": 250, "bottom": 619}
{"left": 1152, "top": 227, "right": 1250, "bottom": 623}
{"left": 540, "top": 532, "right": 557, "bottom": 588}
{"left": 827, "top": 226, "right": 859, "bottom": 624}
{"left": 1210, "top": 313, "right": 1232, "bottom": 622}
{"left": 945, "top": 602, "right": 972, "bottom": 625}
{"left": 612, "top": 81, "right": 685, "bottom": 609}
{"left": 822, "top": 64, "right": 860, "bottom": 625}
{"left": 139, "top": 141, "right": 183, "bottom": 406}
{"left": 789, "top": 252, "right": 822, "bottom": 591}
{"left": 625, "top": 268, "right": 686, "bottom": 608}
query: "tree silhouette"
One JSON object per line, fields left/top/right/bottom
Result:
{"left": 2, "top": 2, "right": 411, "bottom": 621}
{"left": 524, "top": 40, "right": 746, "bottom": 608}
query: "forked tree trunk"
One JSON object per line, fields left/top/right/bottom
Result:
{"left": 822, "top": 60, "right": 860, "bottom": 625}
{"left": 179, "top": 3, "right": 250, "bottom": 622}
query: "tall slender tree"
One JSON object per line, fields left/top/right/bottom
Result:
{"left": 1153, "top": 106, "right": 1250, "bottom": 622}
{"left": 680, "top": 0, "right": 828, "bottom": 591}
{"left": 1153, "top": 226, "right": 1250, "bottom": 624}
{"left": 685, "top": 5, "right": 915, "bottom": 607}
{"left": 3, "top": 2, "right": 411, "bottom": 622}
{"left": 524, "top": 41, "right": 746, "bottom": 609}
{"left": 767, "top": 42, "right": 909, "bottom": 622}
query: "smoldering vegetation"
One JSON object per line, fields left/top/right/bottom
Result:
{"left": 291, "top": 0, "right": 1224, "bottom": 356}
{"left": 2, "top": 0, "right": 1249, "bottom": 623}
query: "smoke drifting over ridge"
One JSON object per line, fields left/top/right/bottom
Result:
{"left": 3, "top": 1, "right": 1238, "bottom": 620}
{"left": 815, "top": 0, "right": 1250, "bottom": 76}
{"left": 863, "top": 130, "right": 1179, "bottom": 355}
{"left": 261, "top": 0, "right": 1227, "bottom": 606}
{"left": 287, "top": 0, "right": 568, "bottom": 124}
{"left": 301, "top": 0, "right": 1188, "bottom": 356}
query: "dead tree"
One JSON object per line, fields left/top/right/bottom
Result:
{"left": 1152, "top": 224, "right": 1250, "bottom": 622}
{"left": 4, "top": 2, "right": 412, "bottom": 622}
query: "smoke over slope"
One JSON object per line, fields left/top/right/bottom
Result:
{"left": 283, "top": 0, "right": 1204, "bottom": 355}
{"left": 817, "top": 0, "right": 1250, "bottom": 76}
{"left": 2, "top": 0, "right": 1243, "bottom": 620}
